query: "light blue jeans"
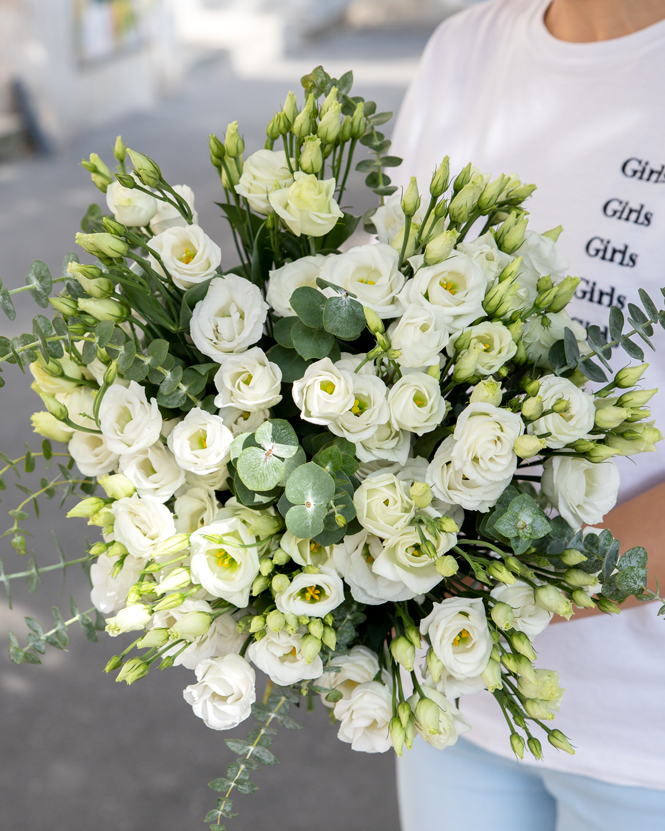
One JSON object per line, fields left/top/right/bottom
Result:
{"left": 397, "top": 737, "right": 665, "bottom": 831}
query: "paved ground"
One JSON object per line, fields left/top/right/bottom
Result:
{"left": 0, "top": 30, "right": 427, "bottom": 831}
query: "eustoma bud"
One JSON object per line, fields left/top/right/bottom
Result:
{"left": 390, "top": 636, "right": 415, "bottom": 672}
{"left": 401, "top": 177, "right": 421, "bottom": 218}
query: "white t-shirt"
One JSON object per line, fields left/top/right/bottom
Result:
{"left": 392, "top": 0, "right": 665, "bottom": 789}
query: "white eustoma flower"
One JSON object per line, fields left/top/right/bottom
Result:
{"left": 268, "top": 172, "right": 343, "bottom": 236}
{"left": 542, "top": 456, "right": 620, "bottom": 528}
{"left": 213, "top": 347, "right": 282, "bottom": 413}
{"left": 427, "top": 436, "right": 510, "bottom": 512}
{"left": 425, "top": 665, "right": 487, "bottom": 700}
{"left": 149, "top": 224, "right": 221, "bottom": 291}
{"left": 248, "top": 627, "right": 323, "bottom": 687}
{"left": 60, "top": 385, "right": 97, "bottom": 429}
{"left": 106, "top": 603, "right": 152, "bottom": 636}
{"left": 150, "top": 184, "right": 198, "bottom": 234}
{"left": 189, "top": 512, "right": 260, "bottom": 607}
{"left": 220, "top": 408, "right": 270, "bottom": 436}
{"left": 420, "top": 597, "right": 493, "bottom": 680}
{"left": 388, "top": 371, "right": 447, "bottom": 436}
{"left": 522, "top": 310, "right": 589, "bottom": 367}
{"left": 329, "top": 373, "right": 389, "bottom": 443}
{"left": 355, "top": 419, "right": 411, "bottom": 466}
{"left": 183, "top": 654, "right": 256, "bottom": 730}
{"left": 517, "top": 230, "right": 569, "bottom": 282}
{"left": 174, "top": 487, "right": 219, "bottom": 535}
{"left": 450, "top": 403, "right": 523, "bottom": 485}
{"left": 190, "top": 274, "right": 269, "bottom": 361}
{"left": 30, "top": 356, "right": 84, "bottom": 395}
{"left": 111, "top": 494, "right": 177, "bottom": 561}
{"left": 182, "top": 466, "right": 230, "bottom": 492}
{"left": 119, "top": 442, "right": 185, "bottom": 502}
{"left": 408, "top": 686, "right": 471, "bottom": 750}
{"left": 106, "top": 180, "right": 157, "bottom": 227}
{"left": 333, "top": 681, "right": 393, "bottom": 753}
{"left": 528, "top": 375, "right": 595, "bottom": 449}
{"left": 457, "top": 231, "right": 511, "bottom": 282}
{"left": 279, "top": 531, "right": 333, "bottom": 568}
{"left": 333, "top": 530, "right": 413, "bottom": 605}
{"left": 291, "top": 358, "right": 355, "bottom": 426}
{"left": 491, "top": 580, "right": 553, "bottom": 638}
{"left": 371, "top": 192, "right": 425, "bottom": 245}
{"left": 449, "top": 321, "right": 517, "bottom": 376}
{"left": 320, "top": 244, "right": 405, "bottom": 319}
{"left": 167, "top": 408, "right": 233, "bottom": 475}
{"left": 266, "top": 254, "right": 329, "bottom": 318}
{"left": 69, "top": 431, "right": 119, "bottom": 478}
{"left": 275, "top": 567, "right": 345, "bottom": 618}
{"left": 388, "top": 303, "right": 450, "bottom": 368}
{"left": 235, "top": 149, "right": 294, "bottom": 214}
{"left": 90, "top": 552, "right": 144, "bottom": 614}
{"left": 316, "top": 645, "right": 388, "bottom": 706}
{"left": 399, "top": 252, "right": 487, "bottom": 333}
{"left": 336, "top": 352, "right": 376, "bottom": 376}
{"left": 353, "top": 472, "right": 415, "bottom": 539}
{"left": 99, "top": 381, "right": 162, "bottom": 455}
{"left": 372, "top": 525, "right": 456, "bottom": 595}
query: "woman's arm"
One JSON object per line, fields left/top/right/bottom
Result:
{"left": 552, "top": 479, "right": 665, "bottom": 622}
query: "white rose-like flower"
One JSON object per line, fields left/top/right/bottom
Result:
{"left": 183, "top": 654, "right": 256, "bottom": 731}
{"left": 329, "top": 374, "right": 389, "bottom": 443}
{"left": 150, "top": 184, "right": 198, "bottom": 234}
{"left": 517, "top": 230, "right": 569, "bottom": 281}
{"left": 269, "top": 172, "right": 343, "bottom": 237}
{"left": 316, "top": 645, "right": 388, "bottom": 707}
{"left": 371, "top": 193, "right": 425, "bottom": 245}
{"left": 106, "top": 180, "right": 157, "bottom": 227}
{"left": 528, "top": 375, "right": 595, "bottom": 449}
{"left": 522, "top": 310, "right": 589, "bottom": 367}
{"left": 153, "top": 601, "right": 245, "bottom": 670}
{"left": 183, "top": 466, "right": 229, "bottom": 492}
{"left": 248, "top": 627, "right": 323, "bottom": 687}
{"left": 213, "top": 347, "right": 282, "bottom": 413}
{"left": 450, "top": 403, "right": 523, "bottom": 485}
{"left": 149, "top": 225, "right": 221, "bottom": 291}
{"left": 189, "top": 514, "right": 260, "bottom": 607}
{"left": 69, "top": 431, "right": 119, "bottom": 478}
{"left": 167, "top": 408, "right": 233, "bottom": 475}
{"left": 355, "top": 419, "right": 411, "bottom": 466}
{"left": 174, "top": 487, "right": 219, "bottom": 534}
{"left": 30, "top": 355, "right": 84, "bottom": 395}
{"left": 333, "top": 681, "right": 393, "bottom": 753}
{"left": 427, "top": 436, "right": 510, "bottom": 512}
{"left": 450, "top": 321, "right": 518, "bottom": 376}
{"left": 60, "top": 385, "right": 96, "bottom": 430}
{"left": 421, "top": 597, "right": 493, "bottom": 681}
{"left": 320, "top": 244, "right": 405, "bottom": 319}
{"left": 426, "top": 665, "right": 487, "bottom": 701}
{"left": 279, "top": 531, "right": 333, "bottom": 568}
{"left": 190, "top": 274, "right": 268, "bottom": 361}
{"left": 491, "top": 580, "right": 553, "bottom": 638}
{"left": 235, "top": 149, "right": 294, "bottom": 214}
{"left": 291, "top": 358, "right": 355, "bottom": 426}
{"left": 399, "top": 252, "right": 488, "bottom": 333}
{"left": 90, "top": 552, "right": 144, "bottom": 614}
{"left": 119, "top": 443, "right": 185, "bottom": 502}
{"left": 408, "top": 686, "right": 471, "bottom": 750}
{"left": 98, "top": 381, "right": 162, "bottom": 456}
{"left": 111, "top": 494, "right": 177, "bottom": 561}
{"left": 353, "top": 472, "right": 415, "bottom": 539}
{"left": 220, "top": 408, "right": 270, "bottom": 436}
{"left": 333, "top": 530, "right": 413, "bottom": 605}
{"left": 388, "top": 303, "right": 450, "bottom": 368}
{"left": 457, "top": 232, "right": 511, "bottom": 282}
{"left": 266, "top": 254, "right": 329, "bottom": 318}
{"left": 105, "top": 603, "right": 152, "bottom": 636}
{"left": 542, "top": 456, "right": 620, "bottom": 528}
{"left": 388, "top": 371, "right": 447, "bottom": 436}
{"left": 372, "top": 525, "right": 456, "bottom": 595}
{"left": 275, "top": 567, "right": 344, "bottom": 618}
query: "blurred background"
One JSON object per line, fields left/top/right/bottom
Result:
{"left": 0, "top": 2, "right": 481, "bottom": 829}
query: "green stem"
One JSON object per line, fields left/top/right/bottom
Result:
{"left": 398, "top": 215, "right": 412, "bottom": 270}
{"left": 336, "top": 138, "right": 357, "bottom": 203}
{"left": 4, "top": 556, "right": 88, "bottom": 581}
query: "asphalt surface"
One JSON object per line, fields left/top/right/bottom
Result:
{"left": 0, "top": 38, "right": 423, "bottom": 831}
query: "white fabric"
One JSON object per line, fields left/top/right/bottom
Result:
{"left": 392, "top": 0, "right": 665, "bottom": 788}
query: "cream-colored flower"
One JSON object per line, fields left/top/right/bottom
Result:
{"left": 235, "top": 149, "right": 294, "bottom": 214}
{"left": 149, "top": 224, "right": 221, "bottom": 291}
{"left": 268, "top": 172, "right": 343, "bottom": 237}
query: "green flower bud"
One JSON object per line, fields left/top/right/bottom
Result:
{"left": 317, "top": 101, "right": 342, "bottom": 143}
{"left": 596, "top": 596, "right": 620, "bottom": 615}
{"left": 322, "top": 625, "right": 336, "bottom": 651}
{"left": 564, "top": 568, "right": 598, "bottom": 589}
{"left": 150, "top": 534, "right": 189, "bottom": 560}
{"left": 616, "top": 389, "right": 657, "bottom": 408}
{"left": 126, "top": 148, "right": 161, "bottom": 187}
{"left": 521, "top": 395, "right": 544, "bottom": 420}
{"left": 435, "top": 554, "right": 459, "bottom": 578}
{"left": 452, "top": 162, "right": 472, "bottom": 193}
{"left": 548, "top": 729, "right": 575, "bottom": 755}
{"left": 48, "top": 295, "right": 78, "bottom": 318}
{"left": 510, "top": 631, "right": 537, "bottom": 661}
{"left": 452, "top": 342, "right": 484, "bottom": 383}
{"left": 105, "top": 655, "right": 123, "bottom": 673}
{"left": 401, "top": 176, "right": 421, "bottom": 218}
{"left": 429, "top": 156, "right": 450, "bottom": 197}
{"left": 114, "top": 135, "right": 127, "bottom": 163}
{"left": 75, "top": 232, "right": 128, "bottom": 259}
{"left": 404, "top": 713, "right": 416, "bottom": 750}
{"left": 541, "top": 224, "right": 563, "bottom": 242}
{"left": 272, "top": 573, "right": 290, "bottom": 593}
{"left": 478, "top": 174, "right": 506, "bottom": 212}
{"left": 483, "top": 277, "right": 519, "bottom": 317}
{"left": 82, "top": 153, "right": 113, "bottom": 192}
{"left": 307, "top": 618, "right": 323, "bottom": 639}
{"left": 415, "top": 696, "right": 441, "bottom": 735}
{"left": 390, "top": 635, "right": 415, "bottom": 672}
{"left": 502, "top": 652, "right": 538, "bottom": 685}
{"left": 481, "top": 658, "right": 503, "bottom": 692}
{"left": 341, "top": 115, "right": 353, "bottom": 142}
{"left": 405, "top": 626, "right": 421, "bottom": 649}
{"left": 137, "top": 628, "right": 169, "bottom": 649}
{"left": 282, "top": 90, "right": 298, "bottom": 128}
{"left": 251, "top": 574, "right": 270, "bottom": 595}
{"left": 449, "top": 175, "right": 484, "bottom": 224}
{"left": 364, "top": 306, "right": 385, "bottom": 335}
{"left": 528, "top": 737, "right": 543, "bottom": 759}
{"left": 409, "top": 481, "right": 432, "bottom": 509}
{"left": 262, "top": 610, "right": 283, "bottom": 633}
{"left": 39, "top": 392, "right": 69, "bottom": 422}
{"left": 572, "top": 589, "right": 596, "bottom": 608}
{"left": 614, "top": 363, "right": 648, "bottom": 388}
{"left": 250, "top": 616, "right": 266, "bottom": 634}
{"left": 266, "top": 113, "right": 281, "bottom": 142}
{"left": 259, "top": 558, "right": 274, "bottom": 577}
{"left": 586, "top": 443, "right": 618, "bottom": 463}
{"left": 535, "top": 584, "right": 573, "bottom": 619}
{"left": 89, "top": 507, "right": 115, "bottom": 527}
{"left": 66, "top": 496, "right": 106, "bottom": 519}
{"left": 300, "top": 633, "right": 322, "bottom": 663}
{"left": 224, "top": 121, "right": 244, "bottom": 158}
{"left": 98, "top": 473, "right": 136, "bottom": 500}
{"left": 88, "top": 542, "right": 109, "bottom": 557}
{"left": 507, "top": 183, "right": 537, "bottom": 202}
{"left": 594, "top": 404, "right": 629, "bottom": 430}
{"left": 78, "top": 297, "right": 129, "bottom": 323}
{"left": 561, "top": 548, "right": 587, "bottom": 566}
{"left": 491, "top": 601, "right": 514, "bottom": 631}
{"left": 488, "top": 561, "right": 516, "bottom": 585}
{"left": 116, "top": 657, "right": 150, "bottom": 685}
{"left": 510, "top": 732, "right": 525, "bottom": 759}
{"left": 299, "top": 135, "right": 323, "bottom": 174}
{"left": 350, "top": 101, "right": 366, "bottom": 139}
{"left": 426, "top": 648, "right": 444, "bottom": 683}
{"left": 552, "top": 397, "right": 570, "bottom": 414}
{"left": 273, "top": 548, "right": 291, "bottom": 566}
{"left": 208, "top": 134, "right": 225, "bottom": 169}
{"left": 155, "top": 567, "right": 191, "bottom": 595}
{"left": 524, "top": 698, "right": 555, "bottom": 720}
{"left": 153, "top": 592, "right": 188, "bottom": 612}
{"left": 390, "top": 716, "right": 406, "bottom": 756}
{"left": 548, "top": 276, "right": 581, "bottom": 313}
{"left": 169, "top": 611, "right": 212, "bottom": 641}
{"left": 534, "top": 286, "right": 558, "bottom": 310}
{"left": 495, "top": 212, "right": 528, "bottom": 254}
{"left": 469, "top": 378, "right": 503, "bottom": 406}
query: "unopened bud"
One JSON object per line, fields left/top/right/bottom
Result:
{"left": 39, "top": 392, "right": 69, "bottom": 422}
{"left": 491, "top": 601, "right": 514, "bottom": 631}
{"left": 104, "top": 655, "right": 123, "bottom": 673}
{"left": 259, "top": 558, "right": 274, "bottom": 577}
{"left": 548, "top": 729, "right": 575, "bottom": 755}
{"left": 586, "top": 443, "right": 618, "bottom": 463}
{"left": 521, "top": 395, "right": 544, "bottom": 420}
{"left": 449, "top": 175, "right": 484, "bottom": 224}
{"left": 300, "top": 135, "right": 323, "bottom": 174}
{"left": 153, "top": 592, "right": 187, "bottom": 612}
{"left": 510, "top": 733, "right": 525, "bottom": 759}
{"left": 510, "top": 631, "right": 537, "bottom": 661}
{"left": 595, "top": 405, "right": 629, "bottom": 430}
{"left": 273, "top": 547, "right": 291, "bottom": 566}
{"left": 390, "top": 716, "right": 406, "bottom": 756}
{"left": 549, "top": 276, "right": 581, "bottom": 313}
{"left": 470, "top": 378, "right": 503, "bottom": 406}
{"left": 572, "top": 589, "right": 596, "bottom": 608}
{"left": 535, "top": 584, "right": 573, "bottom": 619}
{"left": 75, "top": 232, "right": 128, "bottom": 259}
{"left": 478, "top": 175, "right": 506, "bottom": 212}
{"left": 252, "top": 574, "right": 270, "bottom": 595}
{"left": 616, "top": 389, "right": 657, "bottom": 408}
{"left": 426, "top": 648, "right": 444, "bottom": 683}
{"left": 127, "top": 148, "right": 161, "bottom": 187}
{"left": 401, "top": 177, "right": 421, "bottom": 218}
{"left": 364, "top": 306, "right": 385, "bottom": 334}
{"left": 116, "top": 657, "right": 149, "bottom": 685}
{"left": 615, "top": 363, "right": 648, "bottom": 388}
{"left": 488, "top": 561, "right": 516, "bottom": 585}
{"left": 98, "top": 473, "right": 135, "bottom": 500}
{"left": 350, "top": 101, "right": 366, "bottom": 139}
{"left": 300, "top": 633, "right": 322, "bottom": 663}
{"left": 424, "top": 229, "right": 458, "bottom": 265}
{"left": 429, "top": 156, "right": 450, "bottom": 197}
{"left": 596, "top": 596, "right": 620, "bottom": 615}
{"left": 564, "top": 568, "right": 597, "bottom": 589}
{"left": 415, "top": 696, "right": 441, "bottom": 735}
{"left": 481, "top": 658, "right": 503, "bottom": 692}
{"left": 137, "top": 628, "right": 169, "bottom": 649}
{"left": 560, "top": 548, "right": 587, "bottom": 566}
{"left": 66, "top": 496, "right": 105, "bottom": 518}
{"left": 169, "top": 611, "right": 211, "bottom": 641}
{"left": 317, "top": 101, "right": 342, "bottom": 143}
{"left": 410, "top": 481, "right": 432, "bottom": 509}
{"left": 390, "top": 635, "right": 415, "bottom": 672}
{"left": 435, "top": 554, "right": 459, "bottom": 578}
{"left": 502, "top": 652, "right": 538, "bottom": 685}
{"left": 271, "top": 574, "right": 290, "bottom": 593}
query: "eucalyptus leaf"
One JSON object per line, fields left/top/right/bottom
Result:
{"left": 323, "top": 295, "right": 366, "bottom": 340}
{"left": 237, "top": 446, "right": 285, "bottom": 492}
{"left": 291, "top": 321, "right": 335, "bottom": 361}
{"left": 255, "top": 419, "right": 299, "bottom": 458}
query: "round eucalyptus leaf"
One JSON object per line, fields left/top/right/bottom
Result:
{"left": 285, "top": 462, "right": 335, "bottom": 506}
{"left": 290, "top": 286, "right": 326, "bottom": 329}
{"left": 230, "top": 431, "right": 259, "bottom": 463}
{"left": 291, "top": 321, "right": 335, "bottom": 361}
{"left": 286, "top": 503, "right": 327, "bottom": 539}
{"left": 280, "top": 446, "right": 307, "bottom": 484}
{"left": 255, "top": 419, "right": 299, "bottom": 458}
{"left": 237, "top": 446, "right": 285, "bottom": 492}
{"left": 323, "top": 295, "right": 366, "bottom": 341}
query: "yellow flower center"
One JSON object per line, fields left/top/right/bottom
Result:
{"left": 351, "top": 397, "right": 368, "bottom": 416}
{"left": 361, "top": 543, "right": 374, "bottom": 564}
{"left": 215, "top": 548, "right": 235, "bottom": 569}
{"left": 440, "top": 280, "right": 457, "bottom": 295}
{"left": 359, "top": 278, "right": 376, "bottom": 285}
{"left": 452, "top": 628, "right": 471, "bottom": 647}
{"left": 413, "top": 392, "right": 427, "bottom": 408}
{"left": 309, "top": 541, "right": 321, "bottom": 554}
{"left": 321, "top": 381, "right": 336, "bottom": 395}
{"left": 304, "top": 585, "right": 321, "bottom": 602}
{"left": 179, "top": 247, "right": 196, "bottom": 265}
{"left": 243, "top": 373, "right": 253, "bottom": 385}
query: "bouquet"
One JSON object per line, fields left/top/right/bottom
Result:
{"left": 1, "top": 66, "right": 664, "bottom": 829}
